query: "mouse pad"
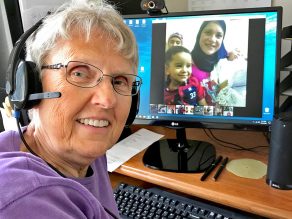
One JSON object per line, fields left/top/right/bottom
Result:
{"left": 226, "top": 158, "right": 267, "bottom": 179}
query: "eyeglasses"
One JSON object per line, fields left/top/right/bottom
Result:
{"left": 41, "top": 61, "right": 142, "bottom": 96}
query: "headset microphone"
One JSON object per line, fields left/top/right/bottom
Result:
{"left": 7, "top": 58, "right": 61, "bottom": 110}
{"left": 28, "top": 92, "right": 61, "bottom": 101}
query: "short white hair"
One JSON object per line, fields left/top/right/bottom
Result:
{"left": 26, "top": 0, "right": 138, "bottom": 75}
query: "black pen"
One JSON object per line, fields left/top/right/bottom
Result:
{"left": 213, "top": 157, "right": 229, "bottom": 181}
{"left": 200, "top": 155, "right": 222, "bottom": 181}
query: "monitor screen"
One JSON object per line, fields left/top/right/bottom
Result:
{"left": 124, "top": 7, "right": 282, "bottom": 131}
{"left": 123, "top": 7, "right": 282, "bottom": 173}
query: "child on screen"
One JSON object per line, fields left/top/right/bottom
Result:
{"left": 164, "top": 46, "right": 207, "bottom": 106}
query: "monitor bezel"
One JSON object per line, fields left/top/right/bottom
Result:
{"left": 126, "top": 7, "right": 283, "bottom": 132}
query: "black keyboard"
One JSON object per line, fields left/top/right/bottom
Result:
{"left": 113, "top": 183, "right": 257, "bottom": 219}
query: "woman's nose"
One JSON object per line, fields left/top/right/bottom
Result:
{"left": 209, "top": 34, "right": 217, "bottom": 42}
{"left": 91, "top": 78, "right": 117, "bottom": 109}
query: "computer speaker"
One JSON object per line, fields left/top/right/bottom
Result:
{"left": 266, "top": 112, "right": 292, "bottom": 190}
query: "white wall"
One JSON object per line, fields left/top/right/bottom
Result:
{"left": 272, "top": 0, "right": 292, "bottom": 56}
{"left": 0, "top": 0, "right": 13, "bottom": 91}
{"left": 165, "top": 0, "right": 188, "bottom": 12}
{"left": 272, "top": 0, "right": 292, "bottom": 105}
{"left": 273, "top": 0, "right": 292, "bottom": 27}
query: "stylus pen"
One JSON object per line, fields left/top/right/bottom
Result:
{"left": 200, "top": 155, "right": 222, "bottom": 181}
{"left": 213, "top": 157, "right": 229, "bottom": 181}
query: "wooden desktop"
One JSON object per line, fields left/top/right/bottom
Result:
{"left": 109, "top": 125, "right": 292, "bottom": 219}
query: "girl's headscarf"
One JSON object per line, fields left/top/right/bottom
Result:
{"left": 191, "top": 20, "right": 227, "bottom": 72}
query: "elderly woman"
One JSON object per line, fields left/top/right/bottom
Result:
{"left": 0, "top": 0, "right": 141, "bottom": 218}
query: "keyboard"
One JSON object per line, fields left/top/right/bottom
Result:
{"left": 113, "top": 183, "right": 257, "bottom": 219}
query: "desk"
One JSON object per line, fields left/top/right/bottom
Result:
{"left": 110, "top": 125, "right": 292, "bottom": 219}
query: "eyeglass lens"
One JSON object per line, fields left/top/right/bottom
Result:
{"left": 65, "top": 61, "right": 140, "bottom": 96}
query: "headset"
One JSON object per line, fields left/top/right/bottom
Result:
{"left": 6, "top": 19, "right": 61, "bottom": 111}
{"left": 5, "top": 18, "right": 139, "bottom": 126}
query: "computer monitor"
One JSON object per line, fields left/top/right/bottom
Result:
{"left": 123, "top": 7, "right": 282, "bottom": 173}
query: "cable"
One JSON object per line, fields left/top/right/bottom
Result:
{"left": 210, "top": 128, "right": 269, "bottom": 151}
{"left": 203, "top": 129, "right": 244, "bottom": 150}
{"left": 208, "top": 129, "right": 251, "bottom": 150}
{"left": 15, "top": 113, "right": 67, "bottom": 177}
{"left": 164, "top": 4, "right": 169, "bottom": 14}
{"left": 263, "top": 131, "right": 271, "bottom": 144}
{"left": 203, "top": 129, "right": 269, "bottom": 152}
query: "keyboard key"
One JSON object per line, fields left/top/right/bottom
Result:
{"left": 207, "top": 211, "right": 216, "bottom": 218}
{"left": 188, "top": 213, "right": 201, "bottom": 219}
{"left": 215, "top": 214, "right": 223, "bottom": 219}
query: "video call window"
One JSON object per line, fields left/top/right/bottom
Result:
{"left": 124, "top": 8, "right": 280, "bottom": 127}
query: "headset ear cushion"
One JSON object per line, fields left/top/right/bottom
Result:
{"left": 24, "top": 61, "right": 43, "bottom": 109}
{"left": 26, "top": 61, "right": 42, "bottom": 94}
{"left": 125, "top": 92, "right": 140, "bottom": 127}
{"left": 8, "top": 60, "right": 40, "bottom": 110}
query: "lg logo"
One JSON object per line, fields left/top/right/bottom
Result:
{"left": 171, "top": 122, "right": 179, "bottom": 126}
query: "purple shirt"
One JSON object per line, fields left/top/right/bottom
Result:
{"left": 0, "top": 130, "right": 119, "bottom": 219}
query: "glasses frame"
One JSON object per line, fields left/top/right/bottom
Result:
{"left": 41, "top": 61, "right": 142, "bottom": 96}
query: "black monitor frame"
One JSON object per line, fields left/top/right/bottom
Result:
{"left": 124, "top": 6, "right": 282, "bottom": 133}
{"left": 123, "top": 7, "right": 282, "bottom": 173}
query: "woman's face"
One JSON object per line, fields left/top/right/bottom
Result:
{"left": 166, "top": 51, "right": 192, "bottom": 85}
{"left": 199, "top": 22, "right": 224, "bottom": 55}
{"left": 36, "top": 29, "right": 133, "bottom": 167}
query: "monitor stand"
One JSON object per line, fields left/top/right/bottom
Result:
{"left": 142, "top": 127, "right": 216, "bottom": 173}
